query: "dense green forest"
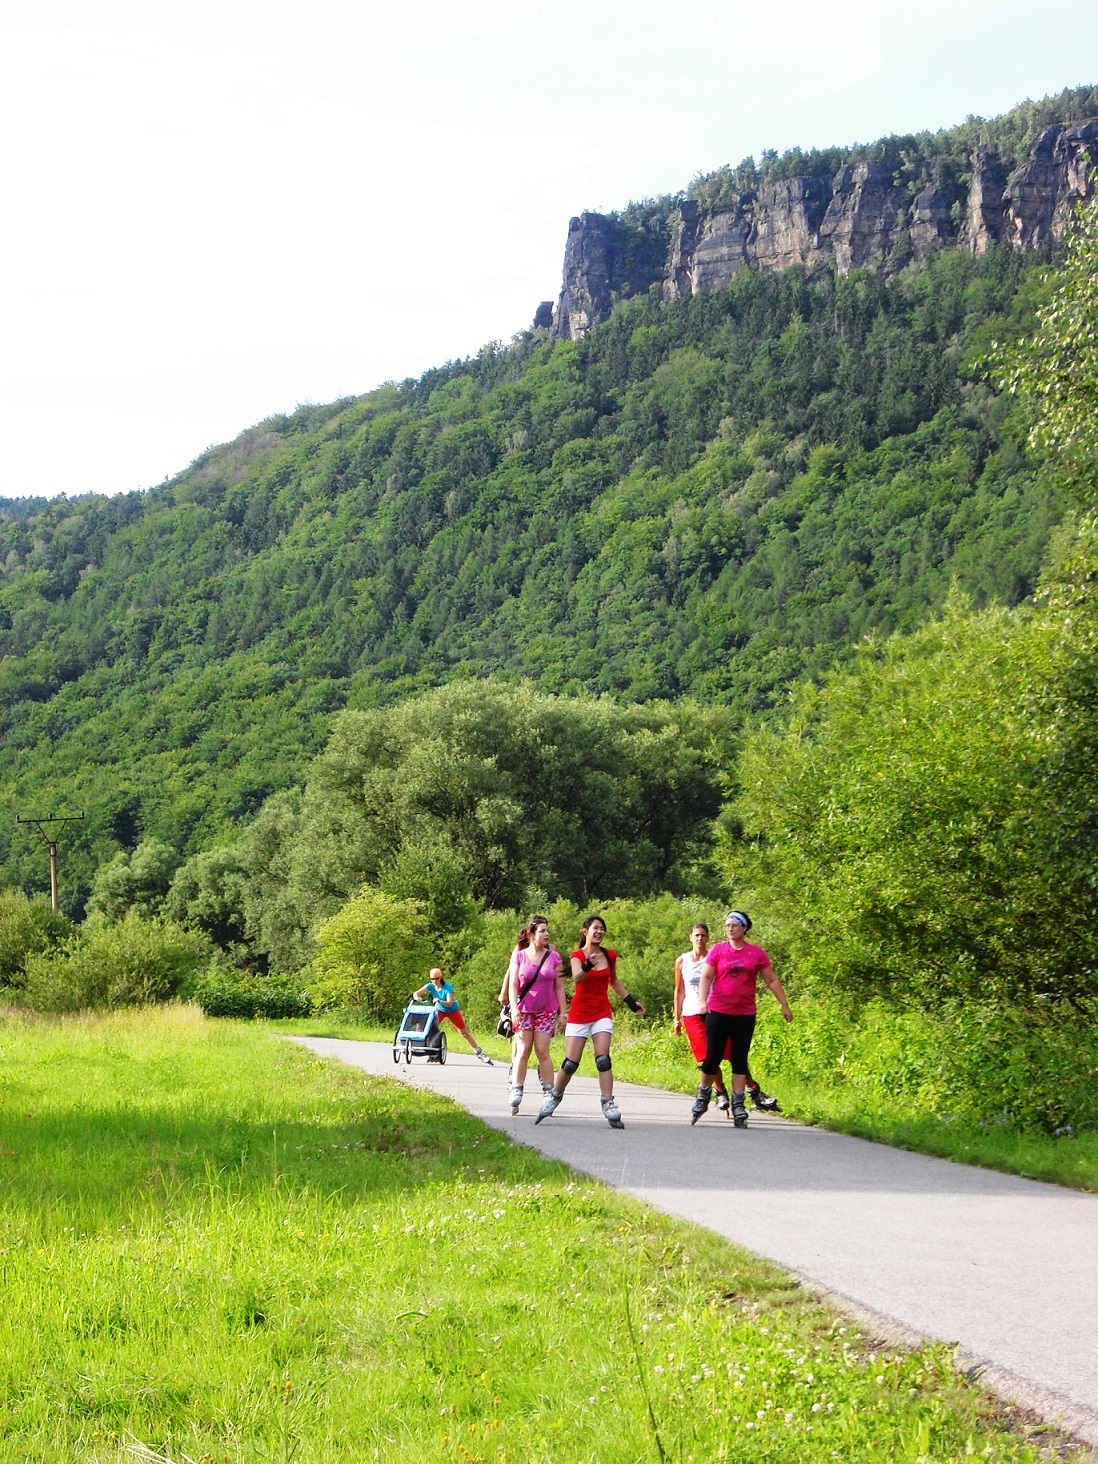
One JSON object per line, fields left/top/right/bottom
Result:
{"left": 0, "top": 238, "right": 1061, "bottom": 905}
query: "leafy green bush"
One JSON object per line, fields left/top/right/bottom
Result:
{"left": 750, "top": 992, "right": 1098, "bottom": 1133}
{"left": 0, "top": 888, "right": 71, "bottom": 989}
{"left": 241, "top": 682, "right": 731, "bottom": 973}
{"left": 310, "top": 888, "right": 431, "bottom": 1020}
{"left": 731, "top": 586, "right": 1098, "bottom": 1010}
{"left": 21, "top": 912, "right": 210, "bottom": 1012}
{"left": 164, "top": 848, "right": 250, "bottom": 951}
{"left": 191, "top": 964, "right": 311, "bottom": 1020}
{"left": 86, "top": 839, "right": 180, "bottom": 923}
{"left": 997, "top": 189, "right": 1098, "bottom": 506}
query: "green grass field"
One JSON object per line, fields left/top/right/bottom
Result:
{"left": 1, "top": 1007, "right": 1083, "bottom": 1463}
{"left": 270, "top": 1016, "right": 1098, "bottom": 1194}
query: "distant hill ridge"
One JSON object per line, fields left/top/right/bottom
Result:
{"left": 547, "top": 89, "right": 1098, "bottom": 339}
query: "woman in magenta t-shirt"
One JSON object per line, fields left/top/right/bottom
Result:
{"left": 505, "top": 916, "right": 566, "bottom": 1116}
{"left": 691, "top": 909, "right": 792, "bottom": 1128}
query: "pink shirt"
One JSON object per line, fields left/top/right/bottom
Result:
{"left": 704, "top": 940, "right": 771, "bottom": 1016}
{"left": 512, "top": 946, "right": 563, "bottom": 1014}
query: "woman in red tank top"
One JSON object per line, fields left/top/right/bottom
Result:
{"left": 535, "top": 914, "right": 645, "bottom": 1129}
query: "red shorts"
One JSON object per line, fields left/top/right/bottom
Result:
{"left": 438, "top": 1009, "right": 469, "bottom": 1033}
{"left": 517, "top": 1010, "right": 557, "bottom": 1034}
{"left": 683, "top": 1013, "right": 731, "bottom": 1063}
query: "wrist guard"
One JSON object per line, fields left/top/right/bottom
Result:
{"left": 580, "top": 957, "right": 594, "bottom": 972}
{"left": 624, "top": 993, "right": 640, "bottom": 1012}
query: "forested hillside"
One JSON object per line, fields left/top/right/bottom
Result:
{"left": 0, "top": 243, "right": 1059, "bottom": 904}
{"left": 7, "top": 84, "right": 1098, "bottom": 907}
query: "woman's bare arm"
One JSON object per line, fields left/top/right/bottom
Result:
{"left": 760, "top": 964, "right": 793, "bottom": 1021}
{"left": 673, "top": 956, "right": 685, "bottom": 1030}
{"left": 610, "top": 971, "right": 645, "bottom": 1014}
{"left": 698, "top": 962, "right": 716, "bottom": 1010}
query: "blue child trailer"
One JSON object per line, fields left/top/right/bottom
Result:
{"left": 392, "top": 1001, "right": 448, "bottom": 1065}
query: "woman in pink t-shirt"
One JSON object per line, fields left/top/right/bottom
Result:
{"left": 690, "top": 909, "right": 792, "bottom": 1128}
{"left": 504, "top": 916, "right": 565, "bottom": 1116}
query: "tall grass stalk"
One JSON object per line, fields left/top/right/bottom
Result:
{"left": 622, "top": 1277, "right": 668, "bottom": 1464}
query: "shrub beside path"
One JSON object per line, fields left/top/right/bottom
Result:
{"left": 290, "top": 1036, "right": 1098, "bottom": 1448}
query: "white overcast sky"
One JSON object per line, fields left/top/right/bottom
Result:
{"left": 2, "top": 0, "right": 1097, "bottom": 500}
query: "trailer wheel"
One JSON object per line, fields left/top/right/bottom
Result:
{"left": 392, "top": 1032, "right": 401, "bottom": 1064}
{"left": 438, "top": 1032, "right": 447, "bottom": 1064}
{"left": 404, "top": 1040, "right": 413, "bottom": 1064}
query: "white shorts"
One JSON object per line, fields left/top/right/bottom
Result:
{"left": 565, "top": 1017, "right": 614, "bottom": 1039}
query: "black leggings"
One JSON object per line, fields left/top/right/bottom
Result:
{"left": 701, "top": 1013, "right": 756, "bottom": 1077}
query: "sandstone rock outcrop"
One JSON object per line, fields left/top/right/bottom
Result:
{"left": 817, "top": 162, "right": 908, "bottom": 273}
{"left": 751, "top": 176, "right": 831, "bottom": 271}
{"left": 551, "top": 212, "right": 665, "bottom": 341}
{"left": 1002, "top": 119, "right": 1098, "bottom": 250}
{"left": 909, "top": 180, "right": 958, "bottom": 259}
{"left": 661, "top": 201, "right": 701, "bottom": 300}
{"left": 549, "top": 118, "right": 1098, "bottom": 339}
{"left": 960, "top": 147, "right": 1008, "bottom": 255}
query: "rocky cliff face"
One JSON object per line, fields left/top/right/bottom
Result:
{"left": 551, "top": 212, "right": 667, "bottom": 342}
{"left": 550, "top": 119, "right": 1098, "bottom": 340}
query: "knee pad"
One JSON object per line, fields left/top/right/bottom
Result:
{"left": 561, "top": 1057, "right": 580, "bottom": 1077}
{"left": 595, "top": 1053, "right": 612, "bottom": 1074}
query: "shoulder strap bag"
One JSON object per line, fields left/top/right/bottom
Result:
{"left": 517, "top": 948, "right": 552, "bottom": 1004}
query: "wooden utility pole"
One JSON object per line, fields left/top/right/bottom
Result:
{"left": 15, "top": 812, "right": 85, "bottom": 911}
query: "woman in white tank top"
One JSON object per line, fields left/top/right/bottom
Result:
{"left": 673, "top": 923, "right": 731, "bottom": 1113}
{"left": 678, "top": 946, "right": 709, "bottom": 1018}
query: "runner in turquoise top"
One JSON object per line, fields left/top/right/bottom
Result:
{"left": 425, "top": 976, "right": 460, "bottom": 1011}
{"left": 411, "top": 967, "right": 493, "bottom": 1064}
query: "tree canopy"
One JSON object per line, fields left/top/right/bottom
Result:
{"left": 233, "top": 681, "right": 732, "bottom": 971}
{"left": 998, "top": 190, "right": 1098, "bottom": 504}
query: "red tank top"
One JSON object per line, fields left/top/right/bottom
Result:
{"left": 567, "top": 947, "right": 616, "bottom": 1023}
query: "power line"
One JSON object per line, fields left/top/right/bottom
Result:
{"left": 15, "top": 812, "right": 85, "bottom": 912}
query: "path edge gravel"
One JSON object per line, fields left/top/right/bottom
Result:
{"left": 801, "top": 1280, "right": 1098, "bottom": 1451}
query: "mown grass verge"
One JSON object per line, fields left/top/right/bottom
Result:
{"left": 269, "top": 1014, "right": 1098, "bottom": 1194}
{"left": 1, "top": 1008, "right": 1085, "bottom": 1462}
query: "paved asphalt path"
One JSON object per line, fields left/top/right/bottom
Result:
{"left": 289, "top": 1037, "right": 1098, "bottom": 1445}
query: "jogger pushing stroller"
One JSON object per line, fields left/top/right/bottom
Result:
{"left": 411, "top": 969, "right": 494, "bottom": 1065}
